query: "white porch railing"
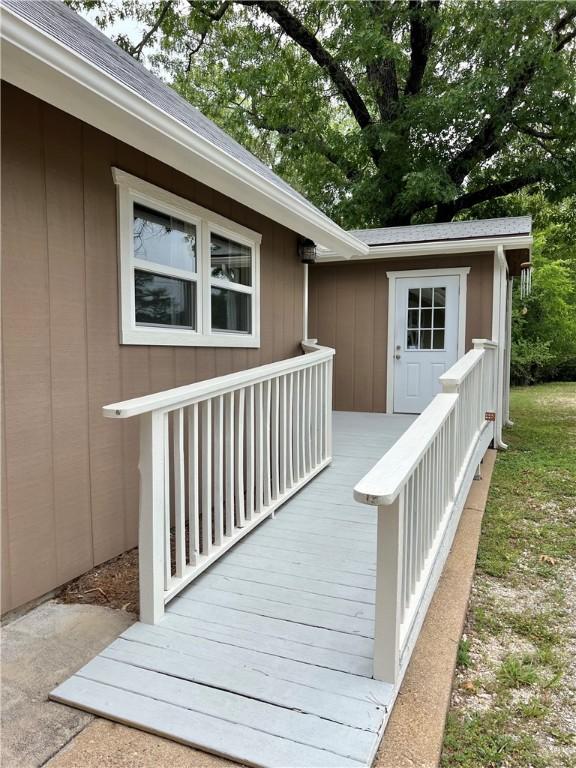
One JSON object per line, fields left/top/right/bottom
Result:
{"left": 354, "top": 339, "right": 498, "bottom": 684}
{"left": 103, "top": 341, "right": 334, "bottom": 624}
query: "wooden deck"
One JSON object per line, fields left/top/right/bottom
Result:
{"left": 51, "top": 412, "right": 416, "bottom": 768}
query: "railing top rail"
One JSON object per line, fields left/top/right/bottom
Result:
{"left": 103, "top": 343, "right": 334, "bottom": 419}
{"left": 354, "top": 392, "right": 458, "bottom": 507}
{"left": 439, "top": 339, "right": 497, "bottom": 390}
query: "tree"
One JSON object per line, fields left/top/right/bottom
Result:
{"left": 70, "top": 0, "right": 576, "bottom": 228}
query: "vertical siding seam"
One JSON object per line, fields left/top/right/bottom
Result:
{"left": 80, "top": 121, "right": 96, "bottom": 568}
{"left": 1, "top": 322, "right": 12, "bottom": 609}
{"left": 41, "top": 103, "right": 60, "bottom": 583}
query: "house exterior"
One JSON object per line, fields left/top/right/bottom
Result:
{"left": 309, "top": 219, "right": 531, "bottom": 422}
{"left": 1, "top": 0, "right": 530, "bottom": 632}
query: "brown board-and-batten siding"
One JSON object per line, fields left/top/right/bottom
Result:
{"left": 308, "top": 254, "right": 493, "bottom": 413}
{"left": 1, "top": 83, "right": 304, "bottom": 614}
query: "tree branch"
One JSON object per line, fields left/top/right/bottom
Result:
{"left": 512, "top": 121, "right": 560, "bottom": 141}
{"left": 404, "top": 0, "right": 440, "bottom": 97}
{"left": 365, "top": 2, "right": 399, "bottom": 122}
{"left": 445, "top": 9, "right": 573, "bottom": 186}
{"left": 128, "top": 0, "right": 173, "bottom": 60}
{"left": 237, "top": 107, "right": 361, "bottom": 181}
{"left": 236, "top": 2, "right": 375, "bottom": 135}
{"left": 435, "top": 174, "right": 541, "bottom": 221}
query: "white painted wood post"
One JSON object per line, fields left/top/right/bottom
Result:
{"left": 138, "top": 410, "right": 166, "bottom": 625}
{"left": 373, "top": 491, "right": 404, "bottom": 683}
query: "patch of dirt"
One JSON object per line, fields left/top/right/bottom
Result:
{"left": 57, "top": 548, "right": 139, "bottom": 616}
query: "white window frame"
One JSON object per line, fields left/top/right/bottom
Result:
{"left": 112, "top": 168, "right": 261, "bottom": 347}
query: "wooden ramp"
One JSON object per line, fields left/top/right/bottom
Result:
{"left": 51, "top": 412, "right": 415, "bottom": 768}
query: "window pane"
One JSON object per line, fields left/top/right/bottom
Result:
{"left": 433, "top": 329, "right": 445, "bottom": 349}
{"left": 408, "top": 309, "right": 419, "bottom": 329}
{"left": 135, "top": 270, "right": 195, "bottom": 328}
{"left": 420, "top": 288, "right": 433, "bottom": 308}
{"left": 133, "top": 204, "right": 196, "bottom": 272}
{"left": 421, "top": 308, "right": 432, "bottom": 328}
{"left": 433, "top": 287, "right": 446, "bottom": 307}
{"left": 420, "top": 329, "right": 432, "bottom": 349}
{"left": 408, "top": 288, "right": 420, "bottom": 308}
{"left": 211, "top": 233, "right": 252, "bottom": 286}
{"left": 406, "top": 329, "right": 419, "bottom": 349}
{"left": 211, "top": 287, "right": 251, "bottom": 333}
{"left": 433, "top": 307, "right": 445, "bottom": 328}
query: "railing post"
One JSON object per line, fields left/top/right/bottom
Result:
{"left": 373, "top": 490, "right": 404, "bottom": 684}
{"left": 138, "top": 410, "right": 166, "bottom": 625}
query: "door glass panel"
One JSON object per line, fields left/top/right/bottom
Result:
{"left": 433, "top": 329, "right": 445, "bottom": 349}
{"left": 433, "top": 307, "right": 445, "bottom": 327}
{"left": 406, "top": 284, "right": 447, "bottom": 350}
{"left": 135, "top": 270, "right": 195, "bottom": 328}
{"left": 421, "top": 287, "right": 433, "bottom": 307}
{"left": 406, "top": 330, "right": 419, "bottom": 349}
{"left": 433, "top": 287, "right": 446, "bottom": 306}
{"left": 408, "top": 309, "right": 419, "bottom": 328}
{"left": 420, "top": 329, "right": 432, "bottom": 349}
{"left": 421, "top": 308, "right": 432, "bottom": 328}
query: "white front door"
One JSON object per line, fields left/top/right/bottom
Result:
{"left": 393, "top": 275, "right": 460, "bottom": 414}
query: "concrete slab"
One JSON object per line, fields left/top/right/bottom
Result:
{"left": 46, "top": 719, "right": 241, "bottom": 768}
{"left": 1, "top": 600, "right": 134, "bottom": 768}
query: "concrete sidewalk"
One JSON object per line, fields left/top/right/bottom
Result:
{"left": 2, "top": 450, "right": 496, "bottom": 768}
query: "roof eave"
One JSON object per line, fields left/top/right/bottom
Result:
{"left": 0, "top": 7, "right": 368, "bottom": 258}
{"left": 316, "top": 234, "right": 533, "bottom": 262}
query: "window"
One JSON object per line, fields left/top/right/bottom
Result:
{"left": 113, "top": 168, "right": 261, "bottom": 347}
{"left": 406, "top": 286, "right": 446, "bottom": 350}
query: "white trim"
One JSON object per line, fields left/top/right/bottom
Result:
{"left": 316, "top": 235, "right": 532, "bottom": 262}
{"left": 385, "top": 267, "right": 470, "bottom": 414}
{"left": 114, "top": 169, "right": 261, "bottom": 347}
{"left": 492, "top": 245, "right": 509, "bottom": 448}
{"left": 303, "top": 264, "right": 309, "bottom": 340}
{"left": 0, "top": 8, "right": 367, "bottom": 258}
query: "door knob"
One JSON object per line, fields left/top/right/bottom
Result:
{"left": 395, "top": 353, "right": 401, "bottom": 360}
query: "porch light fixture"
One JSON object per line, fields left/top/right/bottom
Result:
{"left": 298, "top": 237, "right": 317, "bottom": 264}
{"left": 520, "top": 261, "right": 532, "bottom": 298}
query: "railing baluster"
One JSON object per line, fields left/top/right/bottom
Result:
{"left": 270, "top": 377, "right": 279, "bottom": 501}
{"left": 225, "top": 392, "right": 235, "bottom": 534}
{"left": 187, "top": 404, "right": 199, "bottom": 566}
{"left": 213, "top": 395, "right": 224, "bottom": 546}
{"left": 173, "top": 408, "right": 186, "bottom": 578}
{"left": 255, "top": 381, "right": 264, "bottom": 514}
{"left": 201, "top": 400, "right": 212, "bottom": 555}
{"left": 279, "top": 376, "right": 287, "bottom": 495}
{"left": 163, "top": 413, "right": 171, "bottom": 588}
{"left": 245, "top": 385, "right": 255, "bottom": 521}
{"left": 235, "top": 387, "right": 245, "bottom": 526}
{"left": 293, "top": 370, "right": 301, "bottom": 481}
{"left": 263, "top": 380, "right": 271, "bottom": 507}
{"left": 286, "top": 372, "right": 294, "bottom": 487}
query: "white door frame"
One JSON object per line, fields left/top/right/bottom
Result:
{"left": 386, "top": 267, "right": 470, "bottom": 414}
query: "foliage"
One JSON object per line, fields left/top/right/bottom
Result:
{"left": 509, "top": 196, "right": 576, "bottom": 384}
{"left": 442, "top": 383, "right": 576, "bottom": 767}
{"left": 67, "top": 0, "right": 576, "bottom": 228}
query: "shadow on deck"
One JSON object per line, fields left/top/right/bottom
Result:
{"left": 51, "top": 412, "right": 416, "bottom": 768}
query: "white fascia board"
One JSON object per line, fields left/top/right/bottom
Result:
{"left": 316, "top": 234, "right": 532, "bottom": 262}
{"left": 0, "top": 8, "right": 368, "bottom": 259}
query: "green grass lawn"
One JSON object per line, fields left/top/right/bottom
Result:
{"left": 441, "top": 382, "right": 576, "bottom": 768}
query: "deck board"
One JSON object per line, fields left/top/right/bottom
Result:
{"left": 51, "top": 412, "right": 416, "bottom": 768}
